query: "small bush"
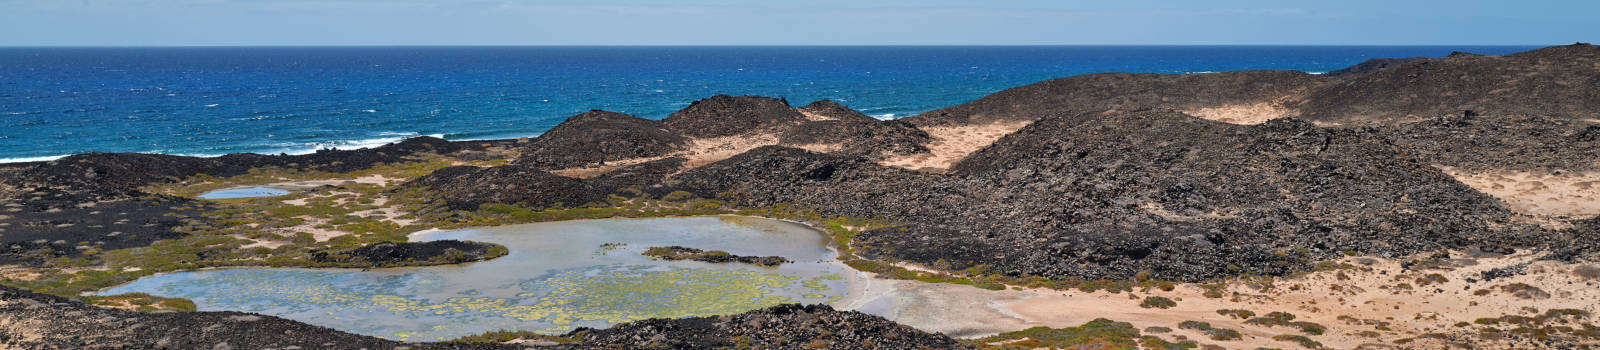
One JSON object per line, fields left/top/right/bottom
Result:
{"left": 1140, "top": 296, "right": 1177, "bottom": 309}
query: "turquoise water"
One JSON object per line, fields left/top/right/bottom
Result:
{"left": 196, "top": 186, "right": 292, "bottom": 199}
{"left": 100, "top": 217, "right": 852, "bottom": 341}
{"left": 0, "top": 46, "right": 1540, "bottom": 162}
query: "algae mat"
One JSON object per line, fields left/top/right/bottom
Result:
{"left": 101, "top": 217, "right": 849, "bottom": 341}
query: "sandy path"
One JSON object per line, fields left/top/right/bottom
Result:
{"left": 879, "top": 120, "right": 1033, "bottom": 171}
{"left": 1182, "top": 102, "right": 1293, "bottom": 125}
{"left": 1439, "top": 166, "right": 1600, "bottom": 218}
{"left": 834, "top": 252, "right": 1600, "bottom": 348}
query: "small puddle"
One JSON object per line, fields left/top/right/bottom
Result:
{"left": 197, "top": 186, "right": 292, "bottom": 199}
{"left": 100, "top": 217, "right": 856, "bottom": 341}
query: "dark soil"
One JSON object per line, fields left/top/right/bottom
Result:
{"left": 0, "top": 189, "right": 203, "bottom": 265}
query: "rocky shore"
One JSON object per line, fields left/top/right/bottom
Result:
{"left": 642, "top": 246, "right": 792, "bottom": 267}
{"left": 1, "top": 43, "right": 1598, "bottom": 348}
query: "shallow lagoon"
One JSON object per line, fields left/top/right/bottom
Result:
{"left": 196, "top": 186, "right": 292, "bottom": 199}
{"left": 102, "top": 217, "right": 852, "bottom": 341}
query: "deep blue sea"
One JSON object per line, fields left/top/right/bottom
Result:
{"left": 0, "top": 46, "right": 1538, "bottom": 162}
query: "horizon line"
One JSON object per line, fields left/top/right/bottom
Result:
{"left": 0, "top": 43, "right": 1563, "bottom": 49}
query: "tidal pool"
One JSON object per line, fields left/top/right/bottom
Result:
{"left": 196, "top": 186, "right": 292, "bottom": 199}
{"left": 101, "top": 217, "right": 853, "bottom": 341}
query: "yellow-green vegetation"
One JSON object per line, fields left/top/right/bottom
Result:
{"left": 1271, "top": 334, "right": 1322, "bottom": 349}
{"left": 85, "top": 292, "right": 197, "bottom": 312}
{"left": 1139, "top": 296, "right": 1177, "bottom": 309}
{"left": 1466, "top": 309, "right": 1600, "bottom": 342}
{"left": 1217, "top": 309, "right": 1256, "bottom": 319}
{"left": 1245, "top": 312, "right": 1326, "bottom": 335}
{"left": 451, "top": 330, "right": 581, "bottom": 344}
{"left": 969, "top": 318, "right": 1197, "bottom": 350}
{"left": 1178, "top": 320, "right": 1243, "bottom": 341}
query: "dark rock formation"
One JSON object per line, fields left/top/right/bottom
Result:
{"left": 568, "top": 304, "right": 972, "bottom": 350}
{"left": 780, "top": 104, "right": 933, "bottom": 160}
{"left": 309, "top": 240, "right": 506, "bottom": 268}
{"left": 642, "top": 246, "right": 792, "bottom": 267}
{"left": 2, "top": 136, "right": 512, "bottom": 202}
{"left": 672, "top": 110, "right": 1533, "bottom": 281}
{"left": 662, "top": 95, "right": 809, "bottom": 138}
{"left": 0, "top": 137, "right": 515, "bottom": 265}
{"left": 1295, "top": 43, "right": 1600, "bottom": 124}
{"left": 1384, "top": 114, "right": 1600, "bottom": 172}
{"left": 905, "top": 70, "right": 1324, "bottom": 126}
{"left": 587, "top": 157, "right": 688, "bottom": 197}
{"left": 516, "top": 110, "right": 688, "bottom": 170}
{"left": 1323, "top": 56, "right": 1429, "bottom": 78}
{"left": 406, "top": 165, "right": 605, "bottom": 211}
{"left": 0, "top": 188, "right": 200, "bottom": 265}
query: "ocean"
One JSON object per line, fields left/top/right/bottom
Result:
{"left": 0, "top": 46, "right": 1538, "bottom": 162}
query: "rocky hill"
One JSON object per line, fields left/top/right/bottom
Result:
{"left": 1294, "top": 43, "right": 1600, "bottom": 124}
{"left": 516, "top": 110, "right": 688, "bottom": 170}
{"left": 904, "top": 70, "right": 1323, "bottom": 126}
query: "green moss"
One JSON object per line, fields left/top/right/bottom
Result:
{"left": 971, "top": 318, "right": 1145, "bottom": 350}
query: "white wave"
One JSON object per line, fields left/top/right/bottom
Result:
{"left": 362, "top": 109, "right": 377, "bottom": 113}
{"left": 206, "top": 104, "right": 219, "bottom": 107}
{"left": 871, "top": 113, "right": 896, "bottom": 120}
{"left": 0, "top": 155, "right": 67, "bottom": 163}
{"left": 1306, "top": 71, "right": 1328, "bottom": 75}
{"left": 248, "top": 132, "right": 443, "bottom": 156}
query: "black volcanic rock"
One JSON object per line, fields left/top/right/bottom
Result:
{"left": 407, "top": 164, "right": 605, "bottom": 211}
{"left": 1384, "top": 114, "right": 1600, "bottom": 172}
{"left": 1, "top": 136, "right": 509, "bottom": 201}
{"left": 905, "top": 70, "right": 1325, "bottom": 126}
{"left": 889, "top": 109, "right": 1528, "bottom": 279}
{"left": 517, "top": 110, "right": 688, "bottom": 170}
{"left": 569, "top": 304, "right": 972, "bottom": 350}
{"left": 781, "top": 100, "right": 933, "bottom": 160}
{"left": 1324, "top": 56, "right": 1429, "bottom": 78}
{"left": 309, "top": 240, "right": 504, "bottom": 268}
{"left": 588, "top": 157, "right": 688, "bottom": 196}
{"left": 672, "top": 110, "right": 1532, "bottom": 281}
{"left": 1295, "top": 43, "right": 1600, "bottom": 124}
{"left": 0, "top": 189, "right": 200, "bottom": 265}
{"left": 662, "top": 95, "right": 808, "bottom": 138}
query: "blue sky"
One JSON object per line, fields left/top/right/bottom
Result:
{"left": 1, "top": 0, "right": 1593, "bottom": 46}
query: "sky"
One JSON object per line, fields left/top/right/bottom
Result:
{"left": 0, "top": 0, "right": 1594, "bottom": 46}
